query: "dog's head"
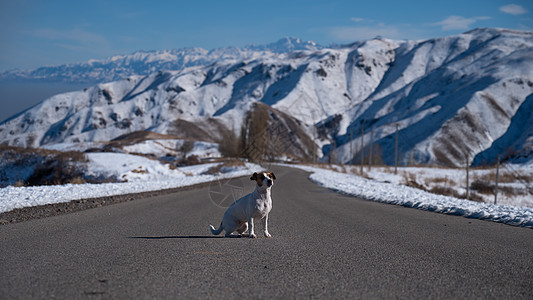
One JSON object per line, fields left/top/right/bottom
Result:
{"left": 250, "top": 172, "right": 276, "bottom": 188}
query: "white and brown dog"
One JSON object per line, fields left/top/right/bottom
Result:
{"left": 210, "top": 172, "right": 276, "bottom": 238}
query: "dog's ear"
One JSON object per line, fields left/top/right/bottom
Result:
{"left": 250, "top": 172, "right": 258, "bottom": 181}
{"left": 269, "top": 172, "right": 276, "bottom": 180}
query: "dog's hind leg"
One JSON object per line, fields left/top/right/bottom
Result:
{"left": 223, "top": 220, "right": 241, "bottom": 238}
{"left": 237, "top": 222, "right": 248, "bottom": 237}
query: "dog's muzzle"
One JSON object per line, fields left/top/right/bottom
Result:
{"left": 267, "top": 179, "right": 273, "bottom": 187}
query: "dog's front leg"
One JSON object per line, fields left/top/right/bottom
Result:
{"left": 248, "top": 217, "right": 256, "bottom": 238}
{"left": 262, "top": 214, "right": 272, "bottom": 238}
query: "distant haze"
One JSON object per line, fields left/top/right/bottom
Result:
{"left": 0, "top": 81, "right": 90, "bottom": 123}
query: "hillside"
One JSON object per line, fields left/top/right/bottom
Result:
{"left": 0, "top": 28, "right": 532, "bottom": 167}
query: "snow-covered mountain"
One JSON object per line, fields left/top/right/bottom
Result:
{"left": 1, "top": 28, "right": 532, "bottom": 167}
{"left": 0, "top": 37, "right": 321, "bottom": 83}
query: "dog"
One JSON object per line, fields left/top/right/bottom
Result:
{"left": 210, "top": 172, "right": 276, "bottom": 238}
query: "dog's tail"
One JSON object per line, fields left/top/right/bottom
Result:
{"left": 209, "top": 222, "right": 223, "bottom": 235}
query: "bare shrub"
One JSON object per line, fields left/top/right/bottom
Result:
{"left": 468, "top": 192, "right": 485, "bottom": 202}
{"left": 238, "top": 102, "right": 316, "bottom": 163}
{"left": 402, "top": 172, "right": 426, "bottom": 190}
{"left": 470, "top": 180, "right": 493, "bottom": 195}
{"left": 425, "top": 176, "right": 456, "bottom": 187}
{"left": 174, "top": 155, "right": 200, "bottom": 167}
{"left": 498, "top": 171, "right": 530, "bottom": 184}
{"left": 0, "top": 145, "right": 97, "bottom": 187}
{"left": 179, "top": 140, "right": 195, "bottom": 157}
{"left": 401, "top": 172, "right": 416, "bottom": 183}
{"left": 240, "top": 104, "right": 268, "bottom": 162}
{"left": 218, "top": 128, "right": 240, "bottom": 158}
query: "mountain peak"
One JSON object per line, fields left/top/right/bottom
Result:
{"left": 0, "top": 28, "right": 532, "bottom": 167}
{"left": 0, "top": 37, "right": 322, "bottom": 84}
{"left": 244, "top": 37, "right": 321, "bottom": 53}
{"left": 265, "top": 36, "right": 320, "bottom": 52}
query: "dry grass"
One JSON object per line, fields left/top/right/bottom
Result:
{"left": 202, "top": 159, "right": 246, "bottom": 175}
{"left": 131, "top": 167, "right": 148, "bottom": 174}
{"left": 14, "top": 180, "right": 25, "bottom": 187}
{"left": 0, "top": 144, "right": 87, "bottom": 162}
{"left": 425, "top": 176, "right": 456, "bottom": 187}
{"left": 467, "top": 192, "right": 485, "bottom": 202}
{"left": 111, "top": 130, "right": 179, "bottom": 145}
{"left": 69, "top": 177, "right": 87, "bottom": 185}
{"left": 429, "top": 186, "right": 461, "bottom": 198}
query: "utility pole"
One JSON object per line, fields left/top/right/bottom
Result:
{"left": 330, "top": 139, "right": 336, "bottom": 164}
{"left": 360, "top": 126, "right": 364, "bottom": 174}
{"left": 394, "top": 124, "right": 399, "bottom": 175}
{"left": 312, "top": 128, "right": 316, "bottom": 164}
{"left": 466, "top": 153, "right": 470, "bottom": 200}
{"left": 369, "top": 128, "right": 373, "bottom": 171}
{"left": 312, "top": 144, "right": 316, "bottom": 164}
{"left": 312, "top": 111, "right": 317, "bottom": 165}
{"left": 350, "top": 127, "right": 353, "bottom": 165}
{"left": 494, "top": 154, "right": 500, "bottom": 205}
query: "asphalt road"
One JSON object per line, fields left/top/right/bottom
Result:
{"left": 1, "top": 166, "right": 532, "bottom": 299}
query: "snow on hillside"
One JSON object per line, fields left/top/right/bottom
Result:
{"left": 289, "top": 164, "right": 533, "bottom": 228}
{"left": 121, "top": 139, "right": 220, "bottom": 158}
{"left": 0, "top": 28, "right": 532, "bottom": 168}
{"left": 0, "top": 152, "right": 263, "bottom": 214}
{"left": 334, "top": 28, "right": 533, "bottom": 167}
{"left": 44, "top": 138, "right": 221, "bottom": 160}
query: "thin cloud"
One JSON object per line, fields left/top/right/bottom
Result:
{"left": 432, "top": 15, "right": 491, "bottom": 31}
{"left": 350, "top": 17, "right": 365, "bottom": 22}
{"left": 500, "top": 4, "right": 528, "bottom": 15}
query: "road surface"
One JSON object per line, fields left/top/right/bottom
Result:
{"left": 1, "top": 166, "right": 532, "bottom": 298}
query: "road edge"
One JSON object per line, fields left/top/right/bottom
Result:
{"left": 0, "top": 180, "right": 219, "bottom": 225}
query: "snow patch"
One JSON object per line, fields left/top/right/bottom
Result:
{"left": 0, "top": 152, "right": 262, "bottom": 214}
{"left": 288, "top": 164, "right": 533, "bottom": 228}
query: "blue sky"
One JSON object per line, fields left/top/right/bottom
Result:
{"left": 0, "top": 0, "right": 531, "bottom": 72}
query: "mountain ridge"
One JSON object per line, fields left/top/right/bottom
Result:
{"left": 0, "top": 37, "right": 322, "bottom": 84}
{"left": 1, "top": 28, "right": 532, "bottom": 167}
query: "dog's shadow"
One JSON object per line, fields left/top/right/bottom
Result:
{"left": 128, "top": 235, "right": 224, "bottom": 240}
